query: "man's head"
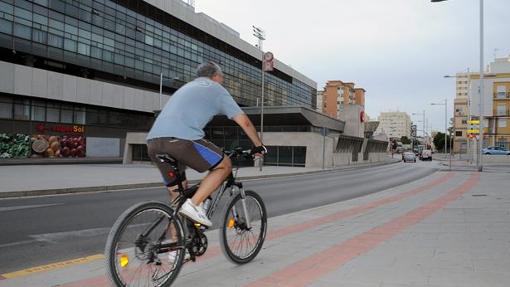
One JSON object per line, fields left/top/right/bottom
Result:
{"left": 196, "top": 61, "right": 224, "bottom": 84}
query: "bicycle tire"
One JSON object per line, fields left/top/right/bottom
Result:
{"left": 219, "top": 190, "right": 267, "bottom": 264}
{"left": 105, "top": 201, "right": 185, "bottom": 287}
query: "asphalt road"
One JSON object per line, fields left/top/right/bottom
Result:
{"left": 0, "top": 161, "right": 437, "bottom": 273}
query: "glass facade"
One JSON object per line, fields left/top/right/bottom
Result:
{"left": 0, "top": 0, "right": 316, "bottom": 108}
{"left": 0, "top": 94, "right": 153, "bottom": 130}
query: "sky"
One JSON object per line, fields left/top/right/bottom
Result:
{"left": 194, "top": 0, "right": 510, "bottom": 134}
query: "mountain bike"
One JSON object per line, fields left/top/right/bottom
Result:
{"left": 104, "top": 148, "right": 267, "bottom": 287}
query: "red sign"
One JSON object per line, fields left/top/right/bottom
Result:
{"left": 263, "top": 52, "right": 274, "bottom": 72}
{"left": 35, "top": 123, "right": 85, "bottom": 134}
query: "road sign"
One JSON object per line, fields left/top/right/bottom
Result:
{"left": 468, "top": 120, "right": 480, "bottom": 125}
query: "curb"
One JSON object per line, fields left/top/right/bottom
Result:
{"left": 0, "top": 160, "right": 400, "bottom": 199}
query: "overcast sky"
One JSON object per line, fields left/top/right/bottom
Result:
{"left": 195, "top": 0, "right": 510, "bottom": 133}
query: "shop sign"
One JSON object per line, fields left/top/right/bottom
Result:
{"left": 36, "top": 123, "right": 85, "bottom": 134}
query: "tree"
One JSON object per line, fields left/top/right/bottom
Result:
{"left": 433, "top": 132, "right": 452, "bottom": 152}
{"left": 401, "top": 136, "right": 411, "bottom": 145}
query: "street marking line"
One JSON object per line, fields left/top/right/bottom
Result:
{"left": 0, "top": 203, "right": 62, "bottom": 212}
{"left": 246, "top": 172, "right": 480, "bottom": 287}
{"left": 0, "top": 254, "right": 104, "bottom": 280}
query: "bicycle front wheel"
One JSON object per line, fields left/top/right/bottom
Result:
{"left": 220, "top": 190, "right": 267, "bottom": 264}
{"left": 105, "top": 201, "right": 185, "bottom": 287}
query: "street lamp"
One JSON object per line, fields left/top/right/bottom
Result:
{"left": 412, "top": 111, "right": 426, "bottom": 137}
{"left": 431, "top": 0, "right": 484, "bottom": 172}
{"left": 253, "top": 25, "right": 266, "bottom": 171}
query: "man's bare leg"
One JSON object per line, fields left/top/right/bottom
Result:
{"left": 190, "top": 156, "right": 231, "bottom": 206}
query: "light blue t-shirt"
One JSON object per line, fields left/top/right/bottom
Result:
{"left": 147, "top": 77, "right": 244, "bottom": 140}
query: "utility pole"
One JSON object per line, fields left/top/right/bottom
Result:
{"left": 253, "top": 26, "right": 266, "bottom": 171}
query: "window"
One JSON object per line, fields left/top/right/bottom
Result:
{"left": 455, "top": 131, "right": 463, "bottom": 137}
{"left": 61, "top": 105, "right": 73, "bottom": 123}
{"left": 14, "top": 23, "right": 31, "bottom": 40}
{"left": 0, "top": 19, "right": 12, "bottom": 34}
{"left": 32, "top": 29, "right": 47, "bottom": 43}
{"left": 77, "top": 42, "right": 90, "bottom": 56}
{"left": 64, "top": 38, "right": 76, "bottom": 52}
{"left": 46, "top": 102, "right": 60, "bottom": 122}
{"left": 497, "top": 104, "right": 506, "bottom": 116}
{"left": 14, "top": 100, "right": 30, "bottom": 120}
{"left": 0, "top": 97, "right": 12, "bottom": 119}
{"left": 31, "top": 101, "right": 46, "bottom": 121}
{"left": 498, "top": 119, "right": 507, "bottom": 128}
{"left": 48, "top": 33, "right": 63, "bottom": 48}
{"left": 496, "top": 86, "right": 506, "bottom": 99}
{"left": 74, "top": 107, "right": 85, "bottom": 124}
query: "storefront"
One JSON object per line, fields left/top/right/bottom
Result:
{"left": 0, "top": 93, "right": 154, "bottom": 160}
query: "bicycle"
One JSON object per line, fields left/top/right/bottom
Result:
{"left": 104, "top": 147, "right": 268, "bottom": 287}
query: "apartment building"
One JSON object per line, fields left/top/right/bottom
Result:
{"left": 376, "top": 112, "right": 412, "bottom": 139}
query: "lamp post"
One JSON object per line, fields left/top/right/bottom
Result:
{"left": 253, "top": 25, "right": 265, "bottom": 171}
{"left": 412, "top": 111, "right": 426, "bottom": 137}
{"left": 432, "top": 0, "right": 484, "bottom": 171}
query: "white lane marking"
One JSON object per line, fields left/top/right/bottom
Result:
{"left": 0, "top": 203, "right": 62, "bottom": 212}
{"left": 29, "top": 227, "right": 112, "bottom": 243}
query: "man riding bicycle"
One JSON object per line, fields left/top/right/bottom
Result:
{"left": 146, "top": 61, "right": 267, "bottom": 227}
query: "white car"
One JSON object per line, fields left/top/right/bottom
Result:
{"left": 420, "top": 149, "right": 432, "bottom": 161}
{"left": 402, "top": 152, "right": 416, "bottom": 163}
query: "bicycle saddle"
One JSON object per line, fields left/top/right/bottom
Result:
{"left": 156, "top": 154, "right": 177, "bottom": 164}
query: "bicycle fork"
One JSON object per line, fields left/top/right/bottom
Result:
{"left": 233, "top": 186, "right": 252, "bottom": 230}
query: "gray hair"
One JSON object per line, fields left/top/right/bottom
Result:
{"left": 196, "top": 61, "right": 223, "bottom": 78}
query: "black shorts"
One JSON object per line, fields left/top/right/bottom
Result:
{"left": 147, "top": 137, "right": 224, "bottom": 186}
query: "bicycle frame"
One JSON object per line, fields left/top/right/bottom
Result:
{"left": 165, "top": 150, "right": 253, "bottom": 230}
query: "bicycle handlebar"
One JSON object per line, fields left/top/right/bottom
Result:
{"left": 224, "top": 147, "right": 252, "bottom": 159}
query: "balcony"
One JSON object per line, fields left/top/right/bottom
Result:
{"left": 494, "top": 92, "right": 510, "bottom": 100}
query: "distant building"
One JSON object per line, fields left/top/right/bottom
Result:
{"left": 453, "top": 72, "right": 477, "bottom": 153}
{"left": 376, "top": 112, "right": 412, "bottom": 139}
{"left": 467, "top": 56, "right": 510, "bottom": 149}
{"left": 316, "top": 90, "right": 324, "bottom": 113}
{"left": 320, "top": 80, "right": 366, "bottom": 137}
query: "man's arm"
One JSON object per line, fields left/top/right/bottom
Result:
{"left": 232, "top": 114, "right": 262, "bottom": 147}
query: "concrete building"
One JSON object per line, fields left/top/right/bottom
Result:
{"left": 376, "top": 112, "right": 412, "bottom": 140}
{"left": 0, "top": 0, "right": 316, "bottom": 160}
{"left": 124, "top": 106, "right": 389, "bottom": 168}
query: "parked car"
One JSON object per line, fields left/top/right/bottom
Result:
{"left": 482, "top": 146, "right": 510, "bottom": 155}
{"left": 420, "top": 149, "right": 432, "bottom": 161}
{"left": 402, "top": 152, "right": 416, "bottom": 163}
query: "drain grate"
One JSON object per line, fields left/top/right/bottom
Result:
{"left": 472, "top": 194, "right": 487, "bottom": 197}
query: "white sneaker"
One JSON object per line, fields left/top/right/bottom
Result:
{"left": 179, "top": 199, "right": 212, "bottom": 227}
{"left": 168, "top": 250, "right": 190, "bottom": 263}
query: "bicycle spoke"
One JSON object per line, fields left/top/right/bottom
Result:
{"left": 107, "top": 204, "right": 184, "bottom": 287}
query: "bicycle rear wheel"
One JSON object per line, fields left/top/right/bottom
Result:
{"left": 105, "top": 201, "right": 185, "bottom": 287}
{"left": 220, "top": 190, "right": 267, "bottom": 264}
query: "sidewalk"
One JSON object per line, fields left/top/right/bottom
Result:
{"left": 1, "top": 169, "right": 508, "bottom": 286}
{"left": 0, "top": 159, "right": 398, "bottom": 198}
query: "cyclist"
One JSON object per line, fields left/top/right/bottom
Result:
{"left": 147, "top": 61, "right": 266, "bottom": 227}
